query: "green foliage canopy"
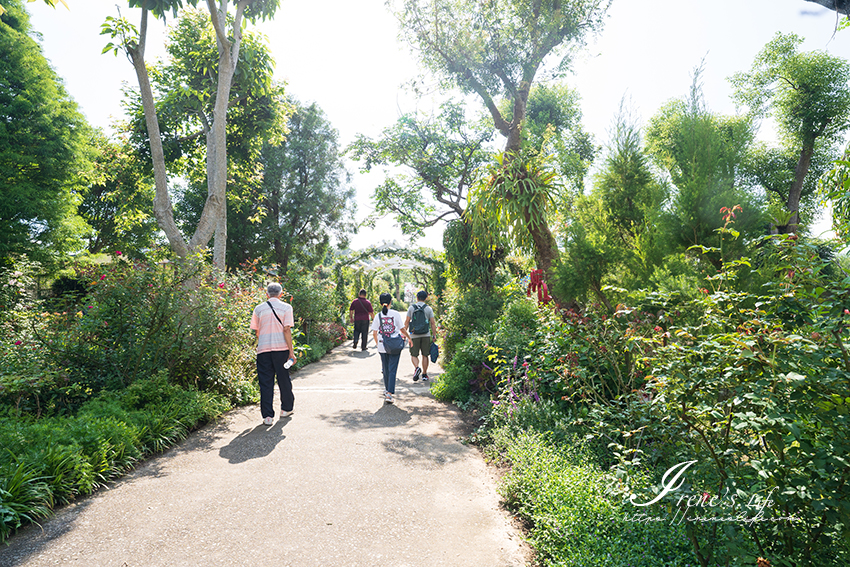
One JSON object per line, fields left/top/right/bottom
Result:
{"left": 78, "top": 132, "right": 158, "bottom": 258}
{"left": 731, "top": 32, "right": 850, "bottom": 232}
{"left": 555, "top": 107, "right": 667, "bottom": 309}
{"left": 392, "top": 0, "right": 611, "bottom": 282}
{"left": 348, "top": 101, "right": 492, "bottom": 238}
{"left": 259, "top": 100, "right": 356, "bottom": 277}
{"left": 0, "top": 0, "right": 90, "bottom": 262}
{"left": 123, "top": 9, "right": 285, "bottom": 170}
{"left": 647, "top": 69, "right": 764, "bottom": 264}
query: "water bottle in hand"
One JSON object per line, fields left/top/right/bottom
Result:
{"left": 284, "top": 357, "right": 294, "bottom": 369}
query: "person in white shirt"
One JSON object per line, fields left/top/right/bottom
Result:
{"left": 370, "top": 293, "right": 410, "bottom": 404}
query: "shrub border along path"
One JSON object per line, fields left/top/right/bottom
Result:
{"left": 2, "top": 344, "right": 529, "bottom": 567}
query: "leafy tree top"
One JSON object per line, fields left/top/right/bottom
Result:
{"left": 1, "top": 0, "right": 91, "bottom": 262}
{"left": 127, "top": 0, "right": 279, "bottom": 22}
{"left": 730, "top": 32, "right": 850, "bottom": 149}
{"left": 392, "top": 0, "right": 610, "bottom": 141}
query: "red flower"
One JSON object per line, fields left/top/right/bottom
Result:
{"left": 100, "top": 275, "right": 107, "bottom": 280}
{"left": 218, "top": 283, "right": 225, "bottom": 289}
{"left": 115, "top": 251, "right": 122, "bottom": 256}
{"left": 14, "top": 340, "right": 22, "bottom": 346}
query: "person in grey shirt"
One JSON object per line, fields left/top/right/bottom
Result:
{"left": 404, "top": 290, "right": 438, "bottom": 382}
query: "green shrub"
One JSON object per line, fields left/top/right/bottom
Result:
{"left": 284, "top": 269, "right": 342, "bottom": 327}
{"left": 493, "top": 428, "right": 692, "bottom": 566}
{"left": 439, "top": 286, "right": 504, "bottom": 363}
{"left": 312, "top": 321, "right": 348, "bottom": 347}
{"left": 391, "top": 298, "right": 408, "bottom": 313}
{"left": 49, "top": 275, "right": 89, "bottom": 303}
{"left": 432, "top": 334, "right": 490, "bottom": 403}
{"left": 32, "top": 257, "right": 259, "bottom": 409}
{"left": 460, "top": 231, "right": 850, "bottom": 565}
{"left": 433, "top": 294, "right": 543, "bottom": 404}
{"left": 0, "top": 258, "right": 39, "bottom": 319}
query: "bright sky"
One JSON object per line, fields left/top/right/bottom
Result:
{"left": 27, "top": 0, "right": 850, "bottom": 249}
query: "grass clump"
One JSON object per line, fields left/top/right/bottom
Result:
{"left": 0, "top": 372, "right": 232, "bottom": 542}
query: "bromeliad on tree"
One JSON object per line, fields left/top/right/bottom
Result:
{"left": 527, "top": 269, "right": 552, "bottom": 304}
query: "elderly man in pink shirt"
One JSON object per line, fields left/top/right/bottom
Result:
{"left": 250, "top": 282, "right": 297, "bottom": 425}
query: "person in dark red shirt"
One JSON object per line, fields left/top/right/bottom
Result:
{"left": 349, "top": 289, "right": 374, "bottom": 350}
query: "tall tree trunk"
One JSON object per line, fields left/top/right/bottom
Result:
{"left": 129, "top": 10, "right": 192, "bottom": 258}
{"left": 127, "top": 3, "right": 249, "bottom": 265}
{"left": 781, "top": 143, "right": 814, "bottom": 234}
{"left": 503, "top": 81, "right": 561, "bottom": 279}
{"left": 280, "top": 240, "right": 292, "bottom": 278}
{"left": 525, "top": 207, "right": 561, "bottom": 276}
{"left": 273, "top": 236, "right": 284, "bottom": 274}
{"left": 590, "top": 281, "right": 614, "bottom": 313}
{"left": 204, "top": 0, "right": 243, "bottom": 271}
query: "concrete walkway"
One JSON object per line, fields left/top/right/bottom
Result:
{"left": 2, "top": 344, "right": 529, "bottom": 567}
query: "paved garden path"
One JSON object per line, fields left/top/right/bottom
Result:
{"left": 2, "top": 343, "right": 529, "bottom": 567}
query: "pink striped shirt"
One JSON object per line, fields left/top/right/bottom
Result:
{"left": 250, "top": 298, "right": 294, "bottom": 354}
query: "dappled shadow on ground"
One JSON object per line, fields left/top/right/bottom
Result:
{"left": 346, "top": 349, "right": 375, "bottom": 359}
{"left": 123, "top": 417, "right": 235, "bottom": 480}
{"left": 381, "top": 431, "right": 469, "bottom": 468}
{"left": 314, "top": 405, "right": 471, "bottom": 469}
{"left": 318, "top": 404, "right": 413, "bottom": 429}
{"left": 218, "top": 419, "right": 289, "bottom": 464}
{"left": 317, "top": 396, "right": 462, "bottom": 430}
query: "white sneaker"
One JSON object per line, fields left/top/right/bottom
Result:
{"left": 280, "top": 410, "right": 294, "bottom": 418}
{"left": 263, "top": 417, "right": 273, "bottom": 426}
{"left": 384, "top": 392, "right": 394, "bottom": 404}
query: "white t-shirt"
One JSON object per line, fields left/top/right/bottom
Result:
{"left": 370, "top": 309, "right": 404, "bottom": 354}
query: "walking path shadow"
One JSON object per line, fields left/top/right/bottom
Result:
{"left": 3, "top": 344, "right": 529, "bottom": 567}
{"left": 218, "top": 419, "right": 289, "bottom": 464}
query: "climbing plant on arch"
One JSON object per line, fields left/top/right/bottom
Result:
{"left": 333, "top": 245, "right": 446, "bottom": 320}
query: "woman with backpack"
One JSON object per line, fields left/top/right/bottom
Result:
{"left": 370, "top": 293, "right": 410, "bottom": 404}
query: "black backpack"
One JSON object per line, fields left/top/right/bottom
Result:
{"left": 410, "top": 304, "right": 430, "bottom": 335}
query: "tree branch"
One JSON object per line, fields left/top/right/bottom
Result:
{"left": 206, "top": 0, "right": 229, "bottom": 50}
